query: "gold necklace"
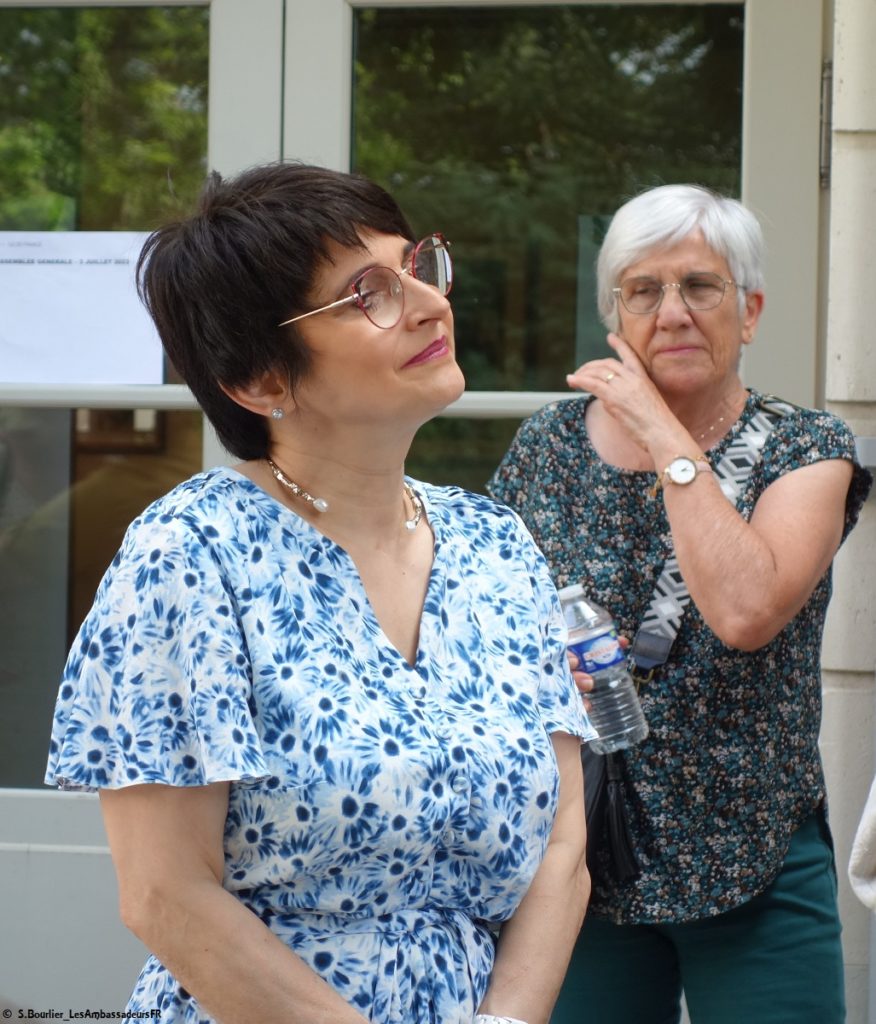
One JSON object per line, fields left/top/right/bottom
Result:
{"left": 266, "top": 458, "right": 423, "bottom": 531}
{"left": 696, "top": 413, "right": 729, "bottom": 442}
{"left": 696, "top": 393, "right": 746, "bottom": 444}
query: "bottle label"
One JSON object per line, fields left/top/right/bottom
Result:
{"left": 568, "top": 627, "right": 625, "bottom": 674}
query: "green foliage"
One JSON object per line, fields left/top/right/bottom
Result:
{"left": 406, "top": 416, "right": 523, "bottom": 495}
{"left": 0, "top": 7, "right": 209, "bottom": 231}
{"left": 353, "top": 6, "right": 744, "bottom": 394}
{"left": 353, "top": 6, "right": 744, "bottom": 491}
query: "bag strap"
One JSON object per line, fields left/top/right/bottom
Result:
{"left": 628, "top": 394, "right": 796, "bottom": 682}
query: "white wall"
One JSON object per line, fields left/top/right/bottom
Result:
{"left": 823, "top": 0, "right": 876, "bottom": 1019}
{"left": 0, "top": 790, "right": 147, "bottom": 1014}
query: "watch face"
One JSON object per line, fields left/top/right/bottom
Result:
{"left": 667, "top": 457, "right": 697, "bottom": 484}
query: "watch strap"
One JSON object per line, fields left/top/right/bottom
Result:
{"left": 650, "top": 455, "right": 711, "bottom": 498}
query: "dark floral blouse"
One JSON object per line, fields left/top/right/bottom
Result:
{"left": 489, "top": 389, "right": 872, "bottom": 924}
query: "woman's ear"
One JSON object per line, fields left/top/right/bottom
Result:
{"left": 220, "top": 372, "right": 290, "bottom": 418}
{"left": 741, "top": 289, "right": 764, "bottom": 345}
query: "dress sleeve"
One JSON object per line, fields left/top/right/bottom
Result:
{"left": 516, "top": 516, "right": 597, "bottom": 742}
{"left": 45, "top": 512, "right": 269, "bottom": 791}
{"left": 760, "top": 408, "right": 872, "bottom": 543}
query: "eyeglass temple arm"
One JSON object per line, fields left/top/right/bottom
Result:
{"left": 278, "top": 293, "right": 358, "bottom": 328}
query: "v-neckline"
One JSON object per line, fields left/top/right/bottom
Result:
{"left": 342, "top": 526, "right": 441, "bottom": 672}
{"left": 222, "top": 467, "right": 442, "bottom": 672}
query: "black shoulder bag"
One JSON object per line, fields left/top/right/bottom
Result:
{"left": 582, "top": 396, "right": 794, "bottom": 883}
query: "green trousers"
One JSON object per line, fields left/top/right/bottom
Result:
{"left": 551, "top": 811, "right": 845, "bottom": 1024}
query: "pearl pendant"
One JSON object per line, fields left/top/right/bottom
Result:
{"left": 267, "top": 457, "right": 421, "bottom": 529}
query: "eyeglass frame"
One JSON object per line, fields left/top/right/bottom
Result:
{"left": 277, "top": 233, "right": 452, "bottom": 330}
{"left": 612, "top": 272, "right": 741, "bottom": 315}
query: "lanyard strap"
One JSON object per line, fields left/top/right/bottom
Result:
{"left": 628, "top": 396, "right": 796, "bottom": 680}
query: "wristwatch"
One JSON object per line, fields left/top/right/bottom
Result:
{"left": 651, "top": 455, "right": 712, "bottom": 496}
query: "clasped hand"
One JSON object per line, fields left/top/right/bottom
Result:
{"left": 565, "top": 333, "right": 676, "bottom": 454}
{"left": 567, "top": 637, "right": 630, "bottom": 711}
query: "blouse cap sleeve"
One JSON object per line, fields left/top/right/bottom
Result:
{"left": 761, "top": 405, "right": 872, "bottom": 543}
{"left": 45, "top": 511, "right": 269, "bottom": 791}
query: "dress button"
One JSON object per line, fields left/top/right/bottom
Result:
{"left": 443, "top": 828, "right": 457, "bottom": 846}
{"left": 451, "top": 775, "right": 468, "bottom": 794}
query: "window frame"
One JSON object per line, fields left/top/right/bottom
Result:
{"left": 0, "top": 0, "right": 825, "bottom": 421}
{"left": 283, "top": 0, "right": 825, "bottom": 413}
{"left": 0, "top": 0, "right": 287, "bottom": 449}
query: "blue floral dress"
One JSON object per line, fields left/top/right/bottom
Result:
{"left": 46, "top": 468, "right": 592, "bottom": 1023}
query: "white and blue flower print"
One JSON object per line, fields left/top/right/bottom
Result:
{"left": 46, "top": 468, "right": 593, "bottom": 1024}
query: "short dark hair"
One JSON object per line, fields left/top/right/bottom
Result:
{"left": 137, "top": 162, "right": 415, "bottom": 459}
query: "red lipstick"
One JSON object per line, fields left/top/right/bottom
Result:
{"left": 403, "top": 337, "right": 449, "bottom": 368}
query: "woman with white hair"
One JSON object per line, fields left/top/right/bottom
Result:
{"left": 490, "top": 184, "right": 872, "bottom": 1023}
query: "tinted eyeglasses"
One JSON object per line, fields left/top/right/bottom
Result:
{"left": 614, "top": 272, "right": 739, "bottom": 315}
{"left": 278, "top": 233, "right": 452, "bottom": 330}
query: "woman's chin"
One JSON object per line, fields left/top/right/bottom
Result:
{"left": 436, "top": 360, "right": 466, "bottom": 401}
{"left": 420, "top": 363, "right": 466, "bottom": 422}
{"left": 447, "top": 364, "right": 466, "bottom": 402}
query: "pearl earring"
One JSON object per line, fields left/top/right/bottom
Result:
{"left": 271, "top": 408, "right": 284, "bottom": 420}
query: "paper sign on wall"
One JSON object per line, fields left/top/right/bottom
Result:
{"left": 0, "top": 231, "right": 164, "bottom": 386}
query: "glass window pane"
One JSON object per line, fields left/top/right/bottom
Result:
{"left": 0, "top": 6, "right": 209, "bottom": 232}
{"left": 0, "top": 6, "right": 208, "bottom": 787}
{"left": 353, "top": 4, "right": 744, "bottom": 391}
{"left": 406, "top": 416, "right": 523, "bottom": 495}
{"left": 353, "top": 4, "right": 744, "bottom": 496}
{"left": 0, "top": 407, "right": 203, "bottom": 787}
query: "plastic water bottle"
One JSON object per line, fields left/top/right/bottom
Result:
{"left": 558, "top": 584, "right": 649, "bottom": 755}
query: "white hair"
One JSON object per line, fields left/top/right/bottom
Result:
{"left": 596, "top": 184, "right": 765, "bottom": 332}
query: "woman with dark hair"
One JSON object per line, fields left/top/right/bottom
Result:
{"left": 46, "top": 162, "right": 592, "bottom": 1024}
{"left": 490, "top": 184, "right": 871, "bottom": 1024}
